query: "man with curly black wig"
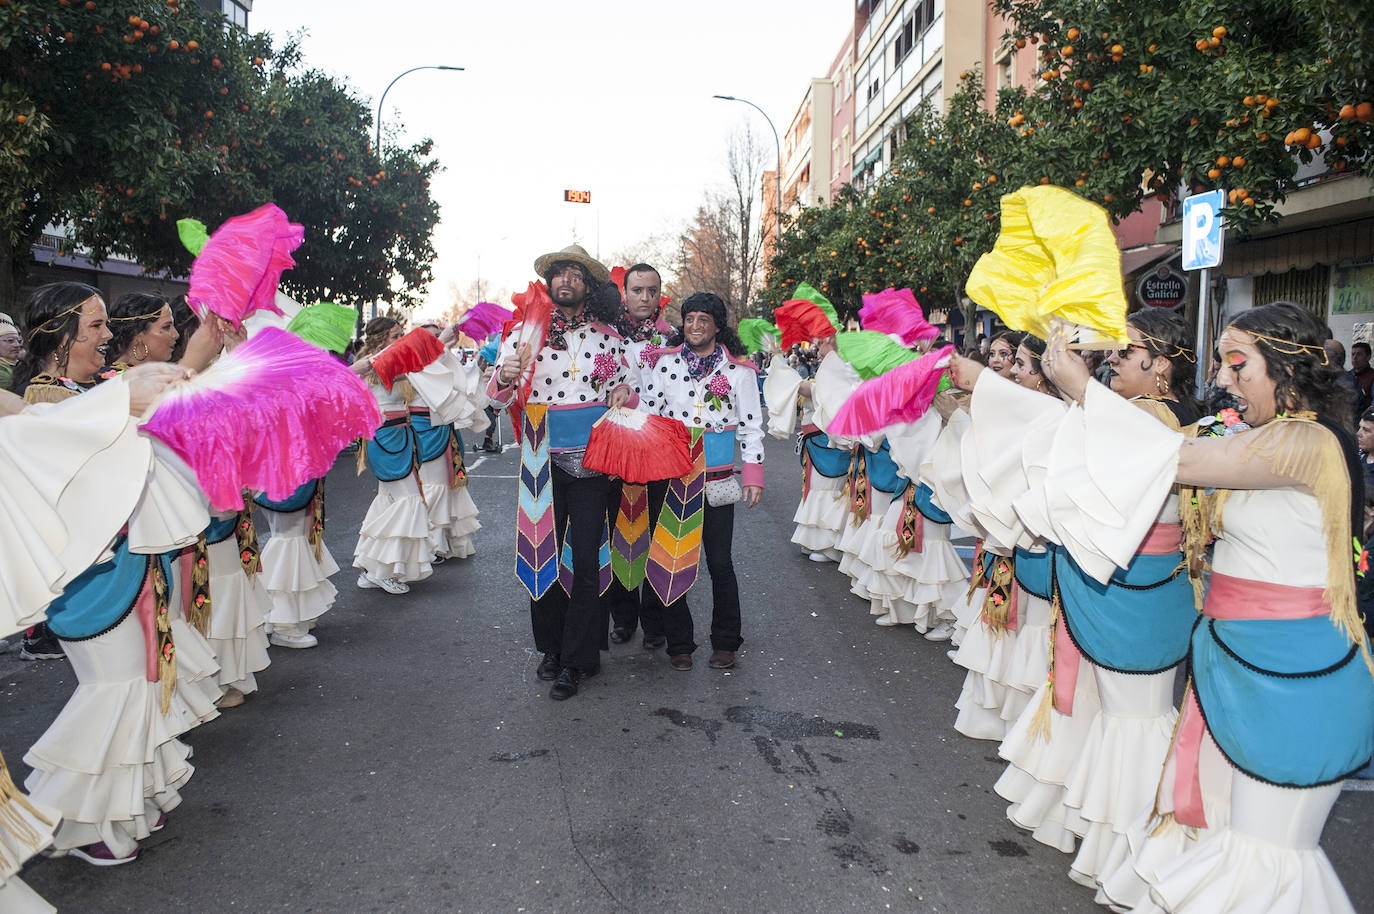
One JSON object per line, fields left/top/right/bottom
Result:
{"left": 636, "top": 291, "right": 765, "bottom": 672}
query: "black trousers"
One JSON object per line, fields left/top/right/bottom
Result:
{"left": 641, "top": 484, "right": 743, "bottom": 656}
{"left": 529, "top": 467, "right": 613, "bottom": 673}
{"left": 604, "top": 480, "right": 667, "bottom": 640}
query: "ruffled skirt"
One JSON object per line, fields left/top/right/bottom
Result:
{"left": 791, "top": 466, "right": 847, "bottom": 558}
{"left": 865, "top": 501, "right": 967, "bottom": 630}
{"left": 951, "top": 589, "right": 1051, "bottom": 741}
{"left": 0, "top": 879, "right": 55, "bottom": 914}
{"left": 838, "top": 509, "right": 887, "bottom": 600}
{"left": 257, "top": 505, "right": 338, "bottom": 628}
{"left": 353, "top": 477, "right": 434, "bottom": 583}
{"left": 204, "top": 536, "right": 271, "bottom": 694}
{"left": 418, "top": 457, "right": 480, "bottom": 560}
{"left": 24, "top": 611, "right": 194, "bottom": 858}
{"left": 166, "top": 563, "right": 223, "bottom": 728}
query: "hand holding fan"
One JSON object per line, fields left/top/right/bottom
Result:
{"left": 582, "top": 408, "right": 694, "bottom": 483}
{"left": 828, "top": 344, "right": 956, "bottom": 438}
{"left": 510, "top": 281, "right": 554, "bottom": 406}
{"left": 140, "top": 327, "right": 382, "bottom": 511}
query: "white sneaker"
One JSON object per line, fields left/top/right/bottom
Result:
{"left": 270, "top": 631, "right": 319, "bottom": 649}
{"left": 924, "top": 621, "right": 955, "bottom": 642}
{"left": 808, "top": 551, "right": 830, "bottom": 562}
{"left": 357, "top": 572, "right": 409, "bottom": 595}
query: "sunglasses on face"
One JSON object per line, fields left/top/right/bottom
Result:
{"left": 1114, "top": 343, "right": 1149, "bottom": 360}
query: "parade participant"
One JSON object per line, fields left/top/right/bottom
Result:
{"left": 201, "top": 507, "right": 271, "bottom": 707}
{"left": 786, "top": 336, "right": 854, "bottom": 564}
{"left": 254, "top": 479, "right": 336, "bottom": 648}
{"left": 105, "top": 292, "right": 178, "bottom": 368}
{"left": 607, "top": 263, "right": 673, "bottom": 647}
{"left": 0, "top": 362, "right": 189, "bottom": 901}
{"left": 488, "top": 244, "right": 629, "bottom": 700}
{"left": 1038, "top": 302, "right": 1373, "bottom": 913}
{"left": 986, "top": 329, "right": 1018, "bottom": 380}
{"left": 0, "top": 312, "right": 21, "bottom": 391}
{"left": 636, "top": 292, "right": 764, "bottom": 671}
{"left": 352, "top": 317, "right": 432, "bottom": 594}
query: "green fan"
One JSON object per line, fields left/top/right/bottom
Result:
{"left": 286, "top": 302, "right": 357, "bottom": 354}
{"left": 835, "top": 330, "right": 919, "bottom": 380}
{"left": 737, "top": 318, "right": 781, "bottom": 355}
{"left": 792, "top": 282, "right": 841, "bottom": 334}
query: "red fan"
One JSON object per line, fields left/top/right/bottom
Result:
{"left": 775, "top": 298, "right": 837, "bottom": 348}
{"left": 510, "top": 280, "right": 554, "bottom": 408}
{"left": 583, "top": 409, "right": 694, "bottom": 483}
{"left": 370, "top": 328, "right": 446, "bottom": 391}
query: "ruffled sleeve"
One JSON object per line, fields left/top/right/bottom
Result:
{"left": 409, "top": 350, "right": 488, "bottom": 430}
{"left": 763, "top": 355, "right": 804, "bottom": 440}
{"left": 1038, "top": 380, "right": 1184, "bottom": 582}
{"left": 885, "top": 409, "right": 942, "bottom": 482}
{"left": 813, "top": 352, "right": 868, "bottom": 448}
{"left": 125, "top": 440, "right": 211, "bottom": 554}
{"left": 0, "top": 378, "right": 152, "bottom": 636}
{"left": 921, "top": 409, "right": 978, "bottom": 532}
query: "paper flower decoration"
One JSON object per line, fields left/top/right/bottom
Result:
{"left": 775, "top": 299, "right": 838, "bottom": 348}
{"left": 187, "top": 203, "right": 305, "bottom": 330}
{"left": 858, "top": 288, "right": 938, "bottom": 346}
{"left": 737, "top": 318, "right": 781, "bottom": 355}
{"left": 457, "top": 301, "right": 513, "bottom": 342}
{"left": 370, "top": 327, "right": 446, "bottom": 391}
{"left": 835, "top": 330, "right": 920, "bottom": 379}
{"left": 286, "top": 302, "right": 357, "bottom": 354}
{"left": 965, "top": 185, "right": 1129, "bottom": 343}
{"left": 140, "top": 327, "right": 380, "bottom": 511}
{"left": 828, "top": 345, "right": 956, "bottom": 437}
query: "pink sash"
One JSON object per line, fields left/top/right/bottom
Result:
{"left": 1172, "top": 572, "right": 1328, "bottom": 826}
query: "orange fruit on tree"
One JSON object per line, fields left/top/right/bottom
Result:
{"left": 1062, "top": 45, "right": 1074, "bottom": 56}
{"left": 1340, "top": 104, "right": 1357, "bottom": 121}
{"left": 1067, "top": 27, "right": 1080, "bottom": 40}
{"left": 1213, "top": 26, "right": 1227, "bottom": 38}
{"left": 1111, "top": 43, "right": 1123, "bottom": 54}
{"left": 1292, "top": 126, "right": 1311, "bottom": 143}
{"left": 1357, "top": 102, "right": 1374, "bottom": 122}
{"left": 1217, "top": 155, "right": 1231, "bottom": 167}
{"left": 1243, "top": 96, "right": 1255, "bottom": 106}
{"left": 15, "top": 114, "right": 27, "bottom": 123}
{"left": 1207, "top": 168, "right": 1221, "bottom": 179}
{"left": 1232, "top": 155, "right": 1246, "bottom": 167}
{"left": 1305, "top": 133, "right": 1321, "bottom": 149}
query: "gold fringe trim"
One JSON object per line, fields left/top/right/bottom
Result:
{"left": 450, "top": 429, "right": 469, "bottom": 489}
{"left": 153, "top": 561, "right": 176, "bottom": 715}
{"left": 1247, "top": 416, "right": 1374, "bottom": 677}
{"left": 22, "top": 383, "right": 77, "bottom": 404}
{"left": 981, "top": 554, "right": 1017, "bottom": 636}
{"left": 236, "top": 502, "right": 261, "bottom": 578}
{"left": 965, "top": 542, "right": 988, "bottom": 602}
{"left": 355, "top": 440, "right": 368, "bottom": 476}
{"left": 309, "top": 480, "right": 326, "bottom": 563}
{"left": 187, "top": 535, "right": 212, "bottom": 635}
{"left": 0, "top": 750, "right": 56, "bottom": 874}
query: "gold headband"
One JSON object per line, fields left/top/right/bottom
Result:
{"left": 1233, "top": 328, "right": 1330, "bottom": 366}
{"left": 1133, "top": 328, "right": 1196, "bottom": 363}
{"left": 108, "top": 306, "right": 168, "bottom": 323}
{"left": 29, "top": 297, "right": 97, "bottom": 335}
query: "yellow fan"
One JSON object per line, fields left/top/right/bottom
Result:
{"left": 965, "top": 185, "right": 1129, "bottom": 344}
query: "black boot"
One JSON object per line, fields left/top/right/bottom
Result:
{"left": 549, "top": 667, "right": 582, "bottom": 700}
{"left": 536, "top": 653, "right": 560, "bottom": 681}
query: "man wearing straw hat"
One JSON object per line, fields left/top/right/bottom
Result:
{"left": 488, "top": 244, "right": 630, "bottom": 700}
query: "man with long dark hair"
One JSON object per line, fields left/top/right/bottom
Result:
{"left": 488, "top": 244, "right": 629, "bottom": 700}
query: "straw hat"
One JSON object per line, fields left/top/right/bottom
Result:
{"left": 533, "top": 243, "right": 610, "bottom": 284}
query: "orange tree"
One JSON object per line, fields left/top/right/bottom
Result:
{"left": 0, "top": 0, "right": 438, "bottom": 312}
{"left": 993, "top": 0, "right": 1374, "bottom": 228}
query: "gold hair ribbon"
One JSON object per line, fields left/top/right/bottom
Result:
{"left": 1134, "top": 329, "right": 1196, "bottom": 363}
{"left": 29, "top": 298, "right": 95, "bottom": 335}
{"left": 1240, "top": 330, "right": 1330, "bottom": 365}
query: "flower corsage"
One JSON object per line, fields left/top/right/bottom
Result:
{"left": 589, "top": 352, "right": 618, "bottom": 392}
{"left": 705, "top": 373, "right": 732, "bottom": 410}
{"left": 1196, "top": 407, "right": 1250, "bottom": 438}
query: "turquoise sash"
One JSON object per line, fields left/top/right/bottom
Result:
{"left": 703, "top": 428, "right": 737, "bottom": 469}
{"left": 547, "top": 404, "right": 606, "bottom": 451}
{"left": 47, "top": 538, "right": 172, "bottom": 641}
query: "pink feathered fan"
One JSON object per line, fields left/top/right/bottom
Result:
{"left": 370, "top": 328, "right": 446, "bottom": 391}
{"left": 828, "top": 344, "right": 956, "bottom": 438}
{"left": 140, "top": 327, "right": 382, "bottom": 511}
{"left": 583, "top": 408, "right": 694, "bottom": 484}
{"left": 457, "top": 301, "right": 513, "bottom": 342}
{"left": 187, "top": 203, "right": 305, "bottom": 329}
{"left": 858, "top": 287, "right": 939, "bottom": 346}
{"left": 510, "top": 281, "right": 554, "bottom": 409}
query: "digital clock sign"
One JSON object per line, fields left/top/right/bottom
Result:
{"left": 563, "top": 189, "right": 592, "bottom": 204}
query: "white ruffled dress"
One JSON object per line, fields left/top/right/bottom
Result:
{"left": 204, "top": 516, "right": 271, "bottom": 694}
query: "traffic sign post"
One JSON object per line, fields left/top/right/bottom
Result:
{"left": 1182, "top": 190, "right": 1225, "bottom": 389}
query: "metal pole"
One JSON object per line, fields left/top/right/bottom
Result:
{"left": 712, "top": 94, "right": 783, "bottom": 248}
{"left": 1195, "top": 267, "right": 1210, "bottom": 392}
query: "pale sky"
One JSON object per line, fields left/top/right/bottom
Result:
{"left": 250, "top": 0, "right": 853, "bottom": 318}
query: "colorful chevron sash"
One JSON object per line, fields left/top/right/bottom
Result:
{"left": 515, "top": 404, "right": 558, "bottom": 599}
{"left": 896, "top": 484, "right": 923, "bottom": 557}
{"left": 612, "top": 483, "right": 651, "bottom": 589}
{"left": 557, "top": 517, "right": 613, "bottom": 596}
{"left": 646, "top": 428, "right": 705, "bottom": 606}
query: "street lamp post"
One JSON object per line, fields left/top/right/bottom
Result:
{"left": 361, "top": 65, "right": 463, "bottom": 335}
{"left": 713, "top": 94, "right": 782, "bottom": 250}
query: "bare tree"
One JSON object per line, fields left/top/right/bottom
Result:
{"left": 672, "top": 125, "right": 767, "bottom": 324}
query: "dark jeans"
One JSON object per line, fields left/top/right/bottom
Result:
{"left": 604, "top": 480, "right": 667, "bottom": 641}
{"left": 642, "top": 484, "right": 743, "bottom": 656}
{"left": 530, "top": 467, "right": 612, "bottom": 673}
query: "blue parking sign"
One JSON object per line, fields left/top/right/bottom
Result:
{"left": 1181, "top": 190, "right": 1225, "bottom": 271}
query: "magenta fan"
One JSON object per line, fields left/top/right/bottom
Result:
{"left": 140, "top": 327, "right": 382, "bottom": 511}
{"left": 458, "top": 301, "right": 513, "bottom": 342}
{"left": 582, "top": 408, "right": 694, "bottom": 483}
{"left": 858, "top": 287, "right": 939, "bottom": 346}
{"left": 829, "top": 344, "right": 956, "bottom": 438}
{"left": 187, "top": 203, "right": 305, "bottom": 330}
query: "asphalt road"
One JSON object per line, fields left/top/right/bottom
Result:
{"left": 3, "top": 434, "right": 1371, "bottom": 913}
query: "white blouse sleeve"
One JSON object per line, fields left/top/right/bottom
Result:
{"left": 763, "top": 355, "right": 804, "bottom": 440}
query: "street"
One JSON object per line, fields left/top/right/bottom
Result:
{"left": 3, "top": 434, "right": 1371, "bottom": 913}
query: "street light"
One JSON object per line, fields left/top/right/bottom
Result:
{"left": 375, "top": 65, "right": 464, "bottom": 153}
{"left": 713, "top": 94, "right": 782, "bottom": 249}
{"left": 361, "top": 65, "right": 463, "bottom": 335}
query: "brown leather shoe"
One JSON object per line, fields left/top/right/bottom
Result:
{"left": 708, "top": 650, "right": 736, "bottom": 669}
{"left": 669, "top": 654, "right": 693, "bottom": 671}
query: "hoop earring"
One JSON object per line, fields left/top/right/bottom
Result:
{"left": 1035, "top": 377, "right": 1046, "bottom": 393}
{"left": 56, "top": 342, "right": 70, "bottom": 376}
{"left": 1155, "top": 372, "right": 1170, "bottom": 395}
{"left": 132, "top": 340, "right": 149, "bottom": 363}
